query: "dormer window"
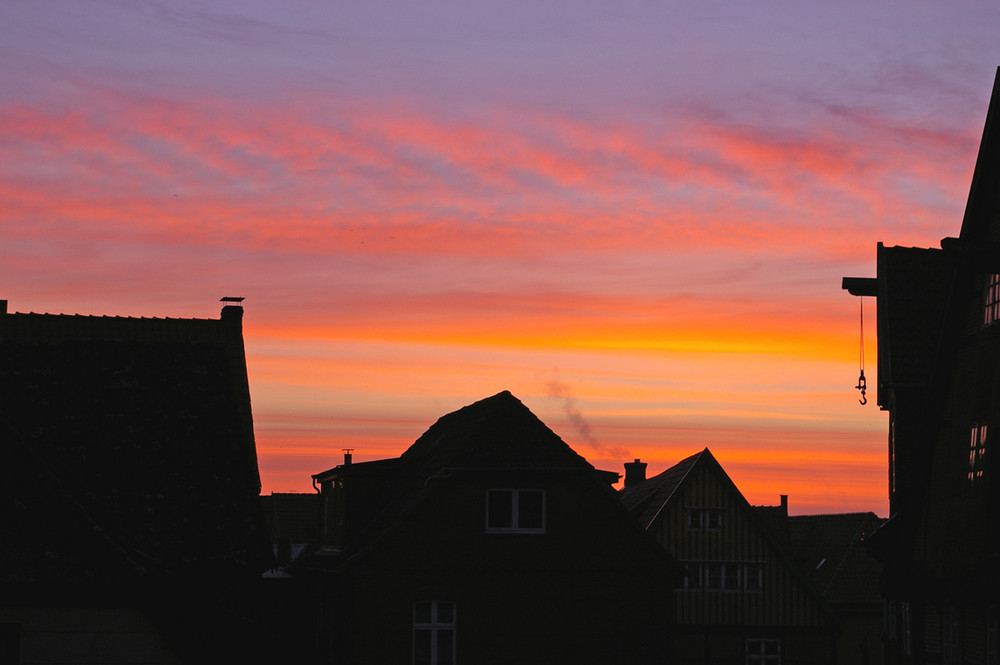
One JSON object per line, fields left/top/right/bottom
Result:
{"left": 985, "top": 274, "right": 1000, "bottom": 326}
{"left": 970, "top": 423, "right": 988, "bottom": 486}
{"left": 486, "top": 489, "right": 545, "bottom": 533}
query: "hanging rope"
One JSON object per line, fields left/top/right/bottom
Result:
{"left": 856, "top": 297, "right": 867, "bottom": 405}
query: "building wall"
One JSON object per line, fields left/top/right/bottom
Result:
{"left": 651, "top": 463, "right": 831, "bottom": 628}
{"left": 333, "top": 470, "right": 673, "bottom": 665}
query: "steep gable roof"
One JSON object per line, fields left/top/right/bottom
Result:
{"left": 617, "top": 449, "right": 703, "bottom": 529}
{"left": 1, "top": 304, "right": 271, "bottom": 586}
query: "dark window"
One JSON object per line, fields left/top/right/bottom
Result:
{"left": 744, "top": 563, "right": 763, "bottom": 592}
{"left": 680, "top": 561, "right": 762, "bottom": 592}
{"left": 986, "top": 274, "right": 1000, "bottom": 326}
{"left": 414, "top": 601, "right": 455, "bottom": 665}
{"left": 970, "top": 424, "right": 988, "bottom": 486}
{"left": 686, "top": 507, "right": 723, "bottom": 531}
{"left": 486, "top": 490, "right": 514, "bottom": 529}
{"left": 486, "top": 489, "right": 545, "bottom": 533}
{"left": 746, "top": 638, "right": 781, "bottom": 664}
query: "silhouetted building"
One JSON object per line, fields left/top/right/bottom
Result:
{"left": 298, "top": 391, "right": 678, "bottom": 665}
{"left": 789, "top": 513, "right": 885, "bottom": 665}
{"left": 0, "top": 300, "right": 274, "bottom": 663}
{"left": 261, "top": 492, "right": 320, "bottom": 572}
{"left": 843, "top": 68, "right": 1000, "bottom": 665}
{"left": 619, "top": 449, "right": 839, "bottom": 664}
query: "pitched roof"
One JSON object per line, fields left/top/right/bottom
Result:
{"left": 617, "top": 449, "right": 705, "bottom": 529}
{"left": 401, "top": 390, "right": 596, "bottom": 470}
{"left": 302, "top": 391, "right": 618, "bottom": 569}
{"left": 1, "top": 304, "right": 271, "bottom": 586}
{"left": 788, "top": 513, "right": 884, "bottom": 605}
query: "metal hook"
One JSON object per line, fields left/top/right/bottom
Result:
{"left": 855, "top": 369, "right": 867, "bottom": 405}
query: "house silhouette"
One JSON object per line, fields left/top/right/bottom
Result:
{"left": 844, "top": 67, "right": 1000, "bottom": 664}
{"left": 297, "top": 390, "right": 679, "bottom": 665}
{"left": 0, "top": 300, "right": 273, "bottom": 663}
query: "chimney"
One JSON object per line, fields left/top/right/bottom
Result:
{"left": 0, "top": 300, "right": 6, "bottom": 314}
{"left": 220, "top": 296, "right": 245, "bottom": 321}
{"left": 343, "top": 449, "right": 353, "bottom": 466}
{"left": 780, "top": 494, "right": 788, "bottom": 515}
{"left": 624, "top": 458, "right": 647, "bottom": 488}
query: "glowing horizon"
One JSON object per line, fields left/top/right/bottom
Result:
{"left": 6, "top": 1, "right": 1000, "bottom": 516}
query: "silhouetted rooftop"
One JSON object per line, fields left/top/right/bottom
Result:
{"left": 617, "top": 449, "right": 704, "bottom": 529}
{"left": 1, "top": 304, "right": 270, "bottom": 587}
{"left": 789, "top": 512, "right": 884, "bottom": 605}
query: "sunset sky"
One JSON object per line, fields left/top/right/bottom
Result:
{"left": 4, "top": 2, "right": 1000, "bottom": 515}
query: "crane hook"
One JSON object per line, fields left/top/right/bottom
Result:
{"left": 855, "top": 369, "right": 867, "bottom": 405}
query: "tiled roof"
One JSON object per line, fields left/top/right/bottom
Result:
{"left": 401, "top": 390, "right": 595, "bottom": 470}
{"left": 788, "top": 512, "right": 884, "bottom": 605}
{"left": 1, "top": 306, "right": 271, "bottom": 586}
{"left": 299, "top": 391, "right": 615, "bottom": 570}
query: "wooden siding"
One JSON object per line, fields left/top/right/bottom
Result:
{"left": 654, "top": 461, "right": 830, "bottom": 627}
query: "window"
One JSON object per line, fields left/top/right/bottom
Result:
{"left": 682, "top": 562, "right": 761, "bottom": 592}
{"left": 970, "top": 424, "right": 988, "bottom": 486}
{"left": 743, "top": 563, "right": 763, "bottom": 592}
{"left": 746, "top": 639, "right": 781, "bottom": 665}
{"left": 486, "top": 489, "right": 545, "bottom": 533}
{"left": 414, "top": 601, "right": 455, "bottom": 665}
{"left": 985, "top": 274, "right": 1000, "bottom": 326}
{"left": 686, "top": 508, "right": 723, "bottom": 531}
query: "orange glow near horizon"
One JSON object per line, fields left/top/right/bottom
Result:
{"left": 5, "top": 74, "right": 974, "bottom": 520}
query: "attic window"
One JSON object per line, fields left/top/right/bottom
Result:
{"left": 486, "top": 489, "right": 545, "bottom": 533}
{"left": 746, "top": 638, "right": 781, "bottom": 665}
{"left": 970, "top": 423, "right": 988, "bottom": 486}
{"left": 687, "top": 508, "right": 723, "bottom": 531}
{"left": 985, "top": 274, "right": 1000, "bottom": 326}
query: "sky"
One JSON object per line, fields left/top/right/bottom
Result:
{"left": 4, "top": 1, "right": 1000, "bottom": 515}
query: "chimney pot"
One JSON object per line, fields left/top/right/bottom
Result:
{"left": 780, "top": 495, "right": 788, "bottom": 513}
{"left": 0, "top": 300, "right": 7, "bottom": 314}
{"left": 624, "top": 458, "right": 647, "bottom": 488}
{"left": 343, "top": 449, "right": 353, "bottom": 466}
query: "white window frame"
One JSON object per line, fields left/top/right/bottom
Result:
{"left": 746, "top": 638, "right": 781, "bottom": 665}
{"left": 485, "top": 489, "right": 545, "bottom": 533}
{"left": 686, "top": 507, "right": 723, "bottom": 531}
{"left": 413, "top": 601, "right": 456, "bottom": 665}
{"left": 681, "top": 561, "right": 763, "bottom": 592}
{"left": 743, "top": 563, "right": 764, "bottom": 592}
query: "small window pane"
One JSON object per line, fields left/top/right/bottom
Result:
{"left": 707, "top": 564, "right": 723, "bottom": 590}
{"left": 724, "top": 564, "right": 740, "bottom": 590}
{"left": 487, "top": 490, "right": 513, "bottom": 529}
{"left": 437, "top": 629, "right": 455, "bottom": 665}
{"left": 414, "top": 630, "right": 431, "bottom": 665}
{"left": 414, "top": 602, "right": 432, "bottom": 624}
{"left": 518, "top": 490, "right": 544, "bottom": 529}
{"left": 436, "top": 602, "right": 454, "bottom": 624}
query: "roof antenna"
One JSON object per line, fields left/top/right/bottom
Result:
{"left": 855, "top": 297, "right": 867, "bottom": 405}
